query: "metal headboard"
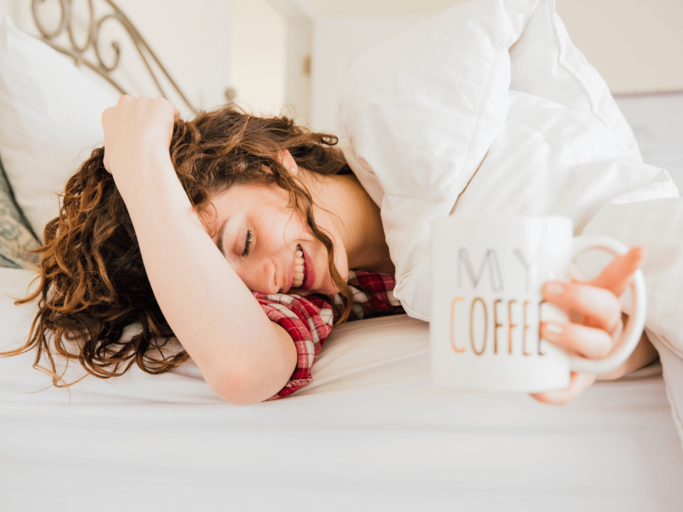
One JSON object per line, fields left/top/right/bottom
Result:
{"left": 31, "top": 0, "right": 198, "bottom": 115}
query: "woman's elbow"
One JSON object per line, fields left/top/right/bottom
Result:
{"left": 202, "top": 329, "right": 298, "bottom": 405}
{"left": 208, "top": 371, "right": 270, "bottom": 406}
{"left": 206, "top": 361, "right": 292, "bottom": 405}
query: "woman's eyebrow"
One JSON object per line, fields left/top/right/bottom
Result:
{"left": 215, "top": 218, "right": 229, "bottom": 257}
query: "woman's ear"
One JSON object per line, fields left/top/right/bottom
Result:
{"left": 276, "top": 149, "right": 298, "bottom": 176}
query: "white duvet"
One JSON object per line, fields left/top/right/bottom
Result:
{"left": 338, "top": 0, "right": 683, "bottom": 444}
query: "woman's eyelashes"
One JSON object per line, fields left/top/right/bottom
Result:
{"left": 242, "top": 229, "right": 253, "bottom": 257}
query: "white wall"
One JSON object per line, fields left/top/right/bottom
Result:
{"left": 2, "top": 0, "right": 681, "bottom": 122}
{"left": 230, "top": 0, "right": 287, "bottom": 116}
{"left": 302, "top": 0, "right": 683, "bottom": 94}
{"left": 115, "top": 0, "right": 232, "bottom": 111}
{"left": 0, "top": 0, "right": 232, "bottom": 116}
{"left": 309, "top": 15, "right": 429, "bottom": 132}
{"left": 304, "top": 0, "right": 683, "bottom": 131}
{"left": 0, "top": 0, "right": 293, "bottom": 118}
{"left": 557, "top": 0, "right": 683, "bottom": 94}
{"left": 305, "top": 0, "right": 461, "bottom": 17}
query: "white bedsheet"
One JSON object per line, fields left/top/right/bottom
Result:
{"left": 1, "top": 268, "right": 682, "bottom": 510}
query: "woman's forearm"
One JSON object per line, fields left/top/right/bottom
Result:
{"left": 114, "top": 148, "right": 296, "bottom": 404}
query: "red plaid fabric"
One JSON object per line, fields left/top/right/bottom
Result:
{"left": 259, "top": 270, "right": 403, "bottom": 400}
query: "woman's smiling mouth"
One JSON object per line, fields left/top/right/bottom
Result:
{"left": 293, "top": 245, "right": 305, "bottom": 288}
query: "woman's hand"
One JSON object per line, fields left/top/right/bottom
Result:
{"left": 530, "top": 246, "right": 649, "bottom": 405}
{"left": 101, "top": 95, "right": 179, "bottom": 186}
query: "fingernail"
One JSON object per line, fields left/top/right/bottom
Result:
{"left": 543, "top": 322, "right": 563, "bottom": 342}
{"left": 545, "top": 282, "right": 564, "bottom": 296}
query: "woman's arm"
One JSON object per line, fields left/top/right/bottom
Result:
{"left": 102, "top": 96, "right": 297, "bottom": 405}
{"left": 596, "top": 324, "right": 659, "bottom": 381}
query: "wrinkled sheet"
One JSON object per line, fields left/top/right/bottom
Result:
{"left": 1, "top": 269, "right": 682, "bottom": 510}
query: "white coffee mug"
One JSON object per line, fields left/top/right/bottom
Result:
{"left": 430, "top": 215, "right": 647, "bottom": 393}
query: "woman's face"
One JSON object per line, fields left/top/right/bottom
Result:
{"left": 204, "top": 182, "right": 348, "bottom": 297}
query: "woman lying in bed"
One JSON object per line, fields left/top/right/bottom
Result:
{"left": 2, "top": 96, "right": 658, "bottom": 406}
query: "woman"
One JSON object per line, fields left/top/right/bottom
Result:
{"left": 4, "top": 96, "right": 657, "bottom": 405}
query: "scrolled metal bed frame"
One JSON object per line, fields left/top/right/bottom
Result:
{"left": 31, "top": 0, "right": 198, "bottom": 114}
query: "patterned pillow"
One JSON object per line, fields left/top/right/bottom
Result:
{"left": 0, "top": 158, "right": 40, "bottom": 269}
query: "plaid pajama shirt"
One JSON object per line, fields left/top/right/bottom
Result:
{"left": 255, "top": 270, "right": 403, "bottom": 401}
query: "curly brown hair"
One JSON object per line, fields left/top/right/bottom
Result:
{"left": 0, "top": 104, "right": 354, "bottom": 387}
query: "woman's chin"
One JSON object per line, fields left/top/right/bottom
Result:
{"left": 297, "top": 279, "right": 340, "bottom": 298}
{"left": 307, "top": 286, "right": 339, "bottom": 298}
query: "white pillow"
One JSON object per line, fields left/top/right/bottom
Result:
{"left": 300, "top": 314, "right": 429, "bottom": 395}
{"left": 0, "top": 267, "right": 429, "bottom": 403}
{"left": 0, "top": 16, "right": 117, "bottom": 241}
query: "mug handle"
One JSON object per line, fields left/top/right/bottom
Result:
{"left": 565, "top": 235, "right": 647, "bottom": 374}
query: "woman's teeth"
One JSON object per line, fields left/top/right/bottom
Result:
{"left": 293, "top": 245, "right": 305, "bottom": 288}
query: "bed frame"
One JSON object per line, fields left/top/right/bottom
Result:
{"left": 31, "top": 0, "right": 198, "bottom": 114}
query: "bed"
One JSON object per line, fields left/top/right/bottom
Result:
{"left": 1, "top": 0, "right": 682, "bottom": 510}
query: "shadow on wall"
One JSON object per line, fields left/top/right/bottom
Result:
{"left": 615, "top": 93, "right": 683, "bottom": 195}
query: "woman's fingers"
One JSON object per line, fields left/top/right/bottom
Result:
{"left": 101, "top": 95, "right": 179, "bottom": 179}
{"left": 589, "top": 246, "right": 645, "bottom": 297}
{"left": 530, "top": 372, "right": 596, "bottom": 405}
{"left": 540, "top": 321, "right": 617, "bottom": 359}
{"left": 530, "top": 246, "right": 645, "bottom": 406}
{"left": 541, "top": 247, "right": 645, "bottom": 333}
{"left": 542, "top": 280, "right": 621, "bottom": 333}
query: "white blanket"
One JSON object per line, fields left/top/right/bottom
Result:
{"left": 337, "top": 0, "right": 683, "bottom": 444}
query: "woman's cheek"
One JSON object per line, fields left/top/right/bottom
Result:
{"left": 331, "top": 240, "right": 349, "bottom": 289}
{"left": 316, "top": 244, "right": 346, "bottom": 296}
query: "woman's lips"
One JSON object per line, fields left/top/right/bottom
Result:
{"left": 300, "top": 245, "right": 316, "bottom": 290}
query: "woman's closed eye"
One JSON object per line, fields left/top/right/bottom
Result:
{"left": 242, "top": 229, "right": 253, "bottom": 257}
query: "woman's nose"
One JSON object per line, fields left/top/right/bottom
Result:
{"left": 243, "top": 259, "right": 278, "bottom": 295}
